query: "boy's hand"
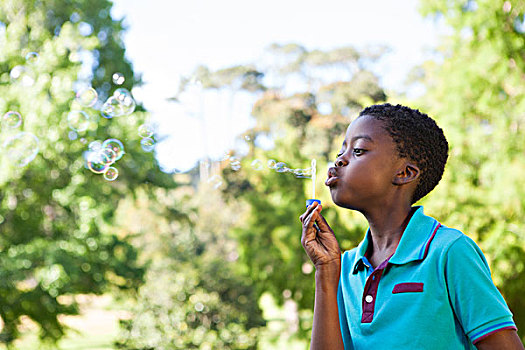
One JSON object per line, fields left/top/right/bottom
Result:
{"left": 299, "top": 201, "right": 341, "bottom": 269}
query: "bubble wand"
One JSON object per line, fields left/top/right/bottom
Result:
{"left": 306, "top": 159, "right": 321, "bottom": 208}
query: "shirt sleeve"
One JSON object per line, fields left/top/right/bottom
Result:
{"left": 445, "top": 235, "right": 517, "bottom": 344}
{"left": 337, "top": 277, "right": 354, "bottom": 349}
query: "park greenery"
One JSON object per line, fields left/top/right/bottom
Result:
{"left": 0, "top": 0, "right": 524, "bottom": 348}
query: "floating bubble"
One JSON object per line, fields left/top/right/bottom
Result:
{"left": 140, "top": 137, "right": 155, "bottom": 152}
{"left": 88, "top": 140, "right": 102, "bottom": 152}
{"left": 76, "top": 87, "right": 98, "bottom": 107}
{"left": 3, "top": 132, "right": 39, "bottom": 167}
{"left": 112, "top": 72, "right": 125, "bottom": 85}
{"left": 207, "top": 174, "right": 222, "bottom": 189}
{"left": 103, "top": 166, "right": 119, "bottom": 181}
{"left": 138, "top": 124, "right": 154, "bottom": 138}
{"left": 86, "top": 151, "right": 110, "bottom": 174}
{"left": 25, "top": 52, "right": 39, "bottom": 64}
{"left": 121, "top": 98, "right": 136, "bottom": 115}
{"left": 294, "top": 168, "right": 311, "bottom": 179}
{"left": 244, "top": 135, "right": 251, "bottom": 141}
{"left": 79, "top": 138, "right": 87, "bottom": 144}
{"left": 2, "top": 111, "right": 22, "bottom": 128}
{"left": 251, "top": 159, "right": 263, "bottom": 170}
{"left": 113, "top": 88, "right": 135, "bottom": 115}
{"left": 267, "top": 159, "right": 277, "bottom": 169}
{"left": 275, "top": 162, "right": 287, "bottom": 173}
{"left": 101, "top": 96, "right": 124, "bottom": 119}
{"left": 68, "top": 131, "right": 78, "bottom": 140}
{"left": 102, "top": 139, "right": 125, "bottom": 161}
{"left": 67, "top": 111, "right": 90, "bottom": 132}
{"left": 101, "top": 147, "right": 117, "bottom": 164}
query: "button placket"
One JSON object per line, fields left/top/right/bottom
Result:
{"left": 361, "top": 260, "right": 390, "bottom": 324}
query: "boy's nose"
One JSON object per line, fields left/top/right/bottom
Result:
{"left": 335, "top": 158, "right": 347, "bottom": 167}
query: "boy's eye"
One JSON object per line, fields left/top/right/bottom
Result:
{"left": 353, "top": 148, "right": 365, "bottom": 155}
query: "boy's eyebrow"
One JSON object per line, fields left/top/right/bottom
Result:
{"left": 351, "top": 135, "right": 374, "bottom": 143}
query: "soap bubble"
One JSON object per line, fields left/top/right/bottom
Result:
{"left": 251, "top": 159, "right": 263, "bottom": 170}
{"left": 140, "top": 137, "right": 155, "bottom": 152}
{"left": 275, "top": 162, "right": 287, "bottom": 173}
{"left": 3, "top": 132, "right": 39, "bottom": 167}
{"left": 112, "top": 72, "right": 125, "bottom": 85}
{"left": 138, "top": 124, "right": 154, "bottom": 138}
{"left": 294, "top": 168, "right": 311, "bottom": 179}
{"left": 67, "top": 111, "right": 90, "bottom": 132}
{"left": 68, "top": 131, "right": 78, "bottom": 140}
{"left": 102, "top": 89, "right": 135, "bottom": 117}
{"left": 2, "top": 111, "right": 22, "bottom": 128}
{"left": 101, "top": 96, "right": 124, "bottom": 119}
{"left": 102, "top": 138, "right": 125, "bottom": 161}
{"left": 244, "top": 135, "right": 251, "bottom": 141}
{"left": 101, "top": 147, "right": 117, "bottom": 164}
{"left": 88, "top": 140, "right": 102, "bottom": 152}
{"left": 76, "top": 87, "right": 98, "bottom": 107}
{"left": 114, "top": 88, "right": 135, "bottom": 115}
{"left": 86, "top": 151, "right": 109, "bottom": 174}
{"left": 25, "top": 52, "right": 39, "bottom": 64}
{"left": 267, "top": 159, "right": 277, "bottom": 169}
{"left": 207, "top": 174, "right": 222, "bottom": 189}
{"left": 103, "top": 166, "right": 119, "bottom": 181}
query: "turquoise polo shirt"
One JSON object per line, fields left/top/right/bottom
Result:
{"left": 337, "top": 206, "right": 517, "bottom": 349}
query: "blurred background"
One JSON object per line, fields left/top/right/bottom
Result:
{"left": 0, "top": 0, "right": 524, "bottom": 348}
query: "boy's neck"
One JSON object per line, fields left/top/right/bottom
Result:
{"left": 364, "top": 205, "right": 416, "bottom": 259}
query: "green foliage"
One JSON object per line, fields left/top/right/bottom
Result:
{"left": 414, "top": 0, "right": 525, "bottom": 339}
{"left": 114, "top": 188, "right": 265, "bottom": 349}
{"left": 0, "top": 0, "right": 175, "bottom": 344}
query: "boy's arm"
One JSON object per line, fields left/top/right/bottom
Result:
{"left": 311, "top": 263, "right": 344, "bottom": 350}
{"left": 300, "top": 202, "right": 344, "bottom": 349}
{"left": 475, "top": 329, "right": 524, "bottom": 350}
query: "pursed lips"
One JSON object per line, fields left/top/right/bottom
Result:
{"left": 325, "top": 167, "right": 338, "bottom": 187}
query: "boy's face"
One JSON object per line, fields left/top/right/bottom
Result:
{"left": 326, "top": 115, "right": 408, "bottom": 211}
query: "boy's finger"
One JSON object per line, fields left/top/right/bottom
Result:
{"left": 301, "top": 216, "right": 317, "bottom": 246}
{"left": 300, "top": 201, "right": 319, "bottom": 223}
{"left": 315, "top": 211, "right": 333, "bottom": 233}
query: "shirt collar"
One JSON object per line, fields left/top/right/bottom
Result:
{"left": 352, "top": 206, "right": 440, "bottom": 274}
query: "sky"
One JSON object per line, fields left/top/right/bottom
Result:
{"left": 111, "top": 0, "right": 447, "bottom": 172}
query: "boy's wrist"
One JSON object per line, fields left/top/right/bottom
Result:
{"left": 315, "top": 260, "right": 341, "bottom": 292}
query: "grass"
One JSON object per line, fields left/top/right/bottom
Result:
{"left": 9, "top": 295, "right": 121, "bottom": 350}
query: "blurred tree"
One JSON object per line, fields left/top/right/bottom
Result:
{"left": 182, "top": 44, "right": 388, "bottom": 343}
{"left": 114, "top": 185, "right": 265, "bottom": 349}
{"left": 0, "top": 0, "right": 176, "bottom": 345}
{"left": 413, "top": 0, "right": 525, "bottom": 339}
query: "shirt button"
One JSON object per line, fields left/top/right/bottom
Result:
{"left": 365, "top": 295, "right": 373, "bottom": 303}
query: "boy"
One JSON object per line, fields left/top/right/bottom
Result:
{"left": 299, "top": 104, "right": 523, "bottom": 349}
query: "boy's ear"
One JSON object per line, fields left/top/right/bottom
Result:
{"left": 393, "top": 162, "right": 420, "bottom": 186}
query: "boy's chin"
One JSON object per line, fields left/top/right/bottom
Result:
{"left": 330, "top": 191, "right": 363, "bottom": 211}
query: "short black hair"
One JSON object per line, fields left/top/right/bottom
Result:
{"left": 358, "top": 103, "right": 449, "bottom": 204}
